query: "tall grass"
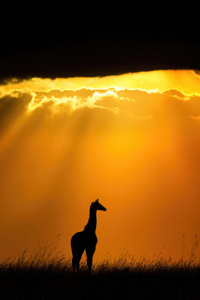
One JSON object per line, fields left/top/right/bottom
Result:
{"left": 0, "top": 234, "right": 70, "bottom": 273}
{"left": 0, "top": 235, "right": 199, "bottom": 299}
{"left": 97, "top": 234, "right": 200, "bottom": 273}
{"left": 1, "top": 234, "right": 200, "bottom": 273}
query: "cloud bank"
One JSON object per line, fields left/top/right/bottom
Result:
{"left": 1, "top": 86, "right": 200, "bottom": 122}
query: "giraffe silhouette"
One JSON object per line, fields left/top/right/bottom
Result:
{"left": 71, "top": 199, "right": 107, "bottom": 275}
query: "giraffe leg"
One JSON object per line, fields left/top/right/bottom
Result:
{"left": 86, "top": 247, "right": 95, "bottom": 275}
{"left": 72, "top": 256, "right": 76, "bottom": 273}
{"left": 76, "top": 255, "right": 81, "bottom": 274}
{"left": 72, "top": 255, "right": 79, "bottom": 274}
{"left": 72, "top": 250, "right": 84, "bottom": 274}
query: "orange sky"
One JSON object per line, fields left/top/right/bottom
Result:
{"left": 0, "top": 70, "right": 200, "bottom": 263}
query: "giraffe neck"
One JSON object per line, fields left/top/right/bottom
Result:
{"left": 84, "top": 208, "right": 97, "bottom": 233}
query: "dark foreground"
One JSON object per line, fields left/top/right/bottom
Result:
{"left": 0, "top": 263, "right": 200, "bottom": 300}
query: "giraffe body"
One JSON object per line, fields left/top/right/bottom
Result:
{"left": 71, "top": 199, "right": 106, "bottom": 274}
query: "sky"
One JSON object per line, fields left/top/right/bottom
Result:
{"left": 1, "top": 12, "right": 200, "bottom": 263}
{"left": 0, "top": 70, "right": 200, "bottom": 262}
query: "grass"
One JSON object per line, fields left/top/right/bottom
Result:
{"left": 0, "top": 235, "right": 200, "bottom": 299}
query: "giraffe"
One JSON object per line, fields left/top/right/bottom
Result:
{"left": 71, "top": 199, "right": 107, "bottom": 275}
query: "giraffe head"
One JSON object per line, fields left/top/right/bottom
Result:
{"left": 91, "top": 199, "right": 107, "bottom": 211}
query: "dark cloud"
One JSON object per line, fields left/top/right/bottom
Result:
{"left": 194, "top": 70, "right": 200, "bottom": 76}
{"left": 34, "top": 89, "right": 96, "bottom": 103}
{"left": 0, "top": 20, "right": 200, "bottom": 80}
{"left": 0, "top": 78, "right": 25, "bottom": 86}
{"left": 0, "top": 92, "right": 32, "bottom": 133}
{"left": 163, "top": 89, "right": 186, "bottom": 99}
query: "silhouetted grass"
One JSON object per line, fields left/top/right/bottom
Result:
{"left": 0, "top": 235, "right": 200, "bottom": 299}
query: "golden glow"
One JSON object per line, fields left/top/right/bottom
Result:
{"left": 2, "top": 70, "right": 200, "bottom": 96}
{"left": 0, "top": 70, "right": 200, "bottom": 261}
